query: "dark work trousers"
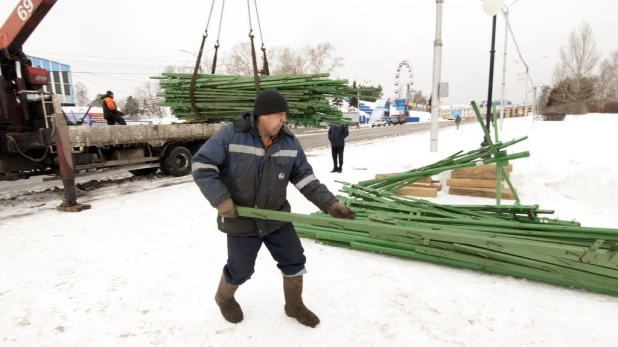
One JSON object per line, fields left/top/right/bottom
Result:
{"left": 105, "top": 114, "right": 127, "bottom": 125}
{"left": 331, "top": 146, "right": 344, "bottom": 169}
{"left": 223, "top": 222, "right": 307, "bottom": 285}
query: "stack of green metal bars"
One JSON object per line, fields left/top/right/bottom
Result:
{"left": 234, "top": 133, "right": 618, "bottom": 297}
{"left": 151, "top": 73, "right": 379, "bottom": 126}
{"left": 238, "top": 185, "right": 618, "bottom": 297}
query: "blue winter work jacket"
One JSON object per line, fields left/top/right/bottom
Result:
{"left": 191, "top": 113, "right": 337, "bottom": 237}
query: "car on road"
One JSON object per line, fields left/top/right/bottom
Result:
{"left": 371, "top": 119, "right": 388, "bottom": 127}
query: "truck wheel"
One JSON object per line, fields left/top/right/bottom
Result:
{"left": 159, "top": 164, "right": 170, "bottom": 175}
{"left": 163, "top": 146, "right": 192, "bottom": 176}
{"left": 129, "top": 167, "right": 159, "bottom": 176}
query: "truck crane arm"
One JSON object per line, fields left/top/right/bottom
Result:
{"left": 0, "top": 0, "right": 57, "bottom": 55}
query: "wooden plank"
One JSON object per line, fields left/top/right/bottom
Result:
{"left": 394, "top": 186, "right": 438, "bottom": 198}
{"left": 374, "top": 173, "right": 399, "bottom": 179}
{"left": 404, "top": 182, "right": 442, "bottom": 191}
{"left": 374, "top": 173, "right": 432, "bottom": 184}
{"left": 447, "top": 179, "right": 503, "bottom": 189}
{"left": 448, "top": 187, "right": 516, "bottom": 200}
{"left": 452, "top": 163, "right": 513, "bottom": 174}
{"left": 450, "top": 171, "right": 507, "bottom": 181}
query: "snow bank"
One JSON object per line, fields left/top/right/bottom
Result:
{"left": 1, "top": 113, "right": 617, "bottom": 346}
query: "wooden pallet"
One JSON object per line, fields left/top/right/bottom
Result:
{"left": 448, "top": 187, "right": 515, "bottom": 200}
{"left": 375, "top": 173, "right": 441, "bottom": 197}
{"left": 447, "top": 164, "right": 516, "bottom": 200}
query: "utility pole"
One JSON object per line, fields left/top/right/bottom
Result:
{"left": 429, "top": 0, "right": 444, "bottom": 152}
{"left": 524, "top": 66, "right": 529, "bottom": 119}
{"left": 498, "top": 9, "right": 509, "bottom": 131}
{"left": 498, "top": 0, "right": 521, "bottom": 130}
{"left": 483, "top": 14, "right": 498, "bottom": 146}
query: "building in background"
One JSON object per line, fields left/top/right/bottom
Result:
{"left": 440, "top": 102, "right": 533, "bottom": 120}
{"left": 26, "top": 56, "right": 75, "bottom": 106}
{"left": 440, "top": 105, "right": 476, "bottom": 120}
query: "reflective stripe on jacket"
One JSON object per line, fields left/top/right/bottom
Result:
{"left": 192, "top": 113, "right": 337, "bottom": 237}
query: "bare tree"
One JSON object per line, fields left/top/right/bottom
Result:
{"left": 165, "top": 53, "right": 214, "bottom": 75}
{"left": 135, "top": 81, "right": 164, "bottom": 117}
{"left": 537, "top": 85, "right": 552, "bottom": 114}
{"left": 271, "top": 46, "right": 308, "bottom": 75}
{"left": 115, "top": 97, "right": 127, "bottom": 112}
{"left": 552, "top": 21, "right": 601, "bottom": 103}
{"left": 596, "top": 49, "right": 618, "bottom": 102}
{"left": 221, "top": 43, "right": 253, "bottom": 76}
{"left": 410, "top": 90, "right": 427, "bottom": 104}
{"left": 303, "top": 42, "right": 344, "bottom": 74}
{"left": 75, "top": 82, "right": 90, "bottom": 107}
{"left": 220, "top": 42, "right": 344, "bottom": 76}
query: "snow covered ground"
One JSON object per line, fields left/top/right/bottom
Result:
{"left": 1, "top": 114, "right": 618, "bottom": 346}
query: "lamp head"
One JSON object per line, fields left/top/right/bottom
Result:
{"left": 483, "top": 0, "right": 504, "bottom": 16}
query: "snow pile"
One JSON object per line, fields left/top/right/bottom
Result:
{"left": 1, "top": 114, "right": 617, "bottom": 346}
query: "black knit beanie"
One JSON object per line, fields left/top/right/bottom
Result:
{"left": 253, "top": 90, "right": 289, "bottom": 117}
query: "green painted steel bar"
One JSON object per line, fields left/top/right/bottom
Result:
{"left": 296, "top": 224, "right": 618, "bottom": 286}
{"left": 365, "top": 213, "right": 618, "bottom": 238}
{"left": 236, "top": 207, "right": 617, "bottom": 267}
{"left": 292, "top": 220, "right": 618, "bottom": 296}
{"left": 353, "top": 138, "right": 520, "bottom": 188}
{"left": 492, "top": 103, "right": 499, "bottom": 143}
{"left": 367, "top": 215, "right": 618, "bottom": 244}
{"left": 366, "top": 151, "right": 529, "bottom": 192}
{"left": 341, "top": 185, "right": 508, "bottom": 221}
{"left": 339, "top": 186, "right": 489, "bottom": 220}
{"left": 471, "top": 101, "right": 519, "bottom": 204}
{"left": 349, "top": 242, "right": 618, "bottom": 297}
{"left": 472, "top": 101, "right": 496, "bottom": 148}
{"left": 153, "top": 72, "right": 379, "bottom": 125}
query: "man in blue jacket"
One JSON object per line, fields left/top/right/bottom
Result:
{"left": 192, "top": 90, "right": 356, "bottom": 328}
{"left": 328, "top": 124, "right": 349, "bottom": 173}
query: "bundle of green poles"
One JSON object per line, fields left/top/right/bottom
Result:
{"left": 232, "top": 138, "right": 618, "bottom": 297}
{"left": 152, "top": 73, "right": 379, "bottom": 126}
{"left": 237, "top": 184, "right": 618, "bottom": 297}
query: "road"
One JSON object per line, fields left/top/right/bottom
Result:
{"left": 296, "top": 121, "right": 459, "bottom": 149}
{"left": 0, "top": 121, "right": 463, "bottom": 194}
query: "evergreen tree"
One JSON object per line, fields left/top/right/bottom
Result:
{"left": 124, "top": 96, "right": 141, "bottom": 116}
{"left": 349, "top": 80, "right": 358, "bottom": 107}
{"left": 332, "top": 97, "right": 344, "bottom": 107}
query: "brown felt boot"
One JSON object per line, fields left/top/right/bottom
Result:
{"left": 215, "top": 273, "right": 243, "bottom": 323}
{"left": 283, "top": 275, "right": 320, "bottom": 328}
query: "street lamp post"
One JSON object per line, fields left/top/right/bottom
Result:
{"left": 514, "top": 56, "right": 546, "bottom": 119}
{"left": 533, "top": 82, "right": 548, "bottom": 119}
{"left": 498, "top": 0, "right": 521, "bottom": 131}
{"left": 429, "top": 0, "right": 444, "bottom": 153}
{"left": 481, "top": 0, "right": 504, "bottom": 147}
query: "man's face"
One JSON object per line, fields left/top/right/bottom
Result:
{"left": 257, "top": 112, "right": 286, "bottom": 137}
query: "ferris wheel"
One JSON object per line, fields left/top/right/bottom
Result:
{"left": 394, "top": 60, "right": 414, "bottom": 99}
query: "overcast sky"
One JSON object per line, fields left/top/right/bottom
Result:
{"left": 2, "top": 0, "right": 617, "bottom": 106}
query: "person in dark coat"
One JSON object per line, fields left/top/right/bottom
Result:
{"left": 328, "top": 124, "right": 349, "bottom": 173}
{"left": 455, "top": 115, "right": 461, "bottom": 129}
{"left": 191, "top": 89, "right": 356, "bottom": 328}
{"left": 101, "top": 91, "right": 126, "bottom": 125}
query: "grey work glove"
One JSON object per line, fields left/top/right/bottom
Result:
{"left": 326, "top": 201, "right": 356, "bottom": 220}
{"left": 216, "top": 198, "right": 238, "bottom": 218}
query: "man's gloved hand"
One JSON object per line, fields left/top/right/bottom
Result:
{"left": 326, "top": 201, "right": 356, "bottom": 220}
{"left": 216, "top": 198, "right": 238, "bottom": 218}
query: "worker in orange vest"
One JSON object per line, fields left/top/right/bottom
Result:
{"left": 102, "top": 91, "right": 126, "bottom": 125}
